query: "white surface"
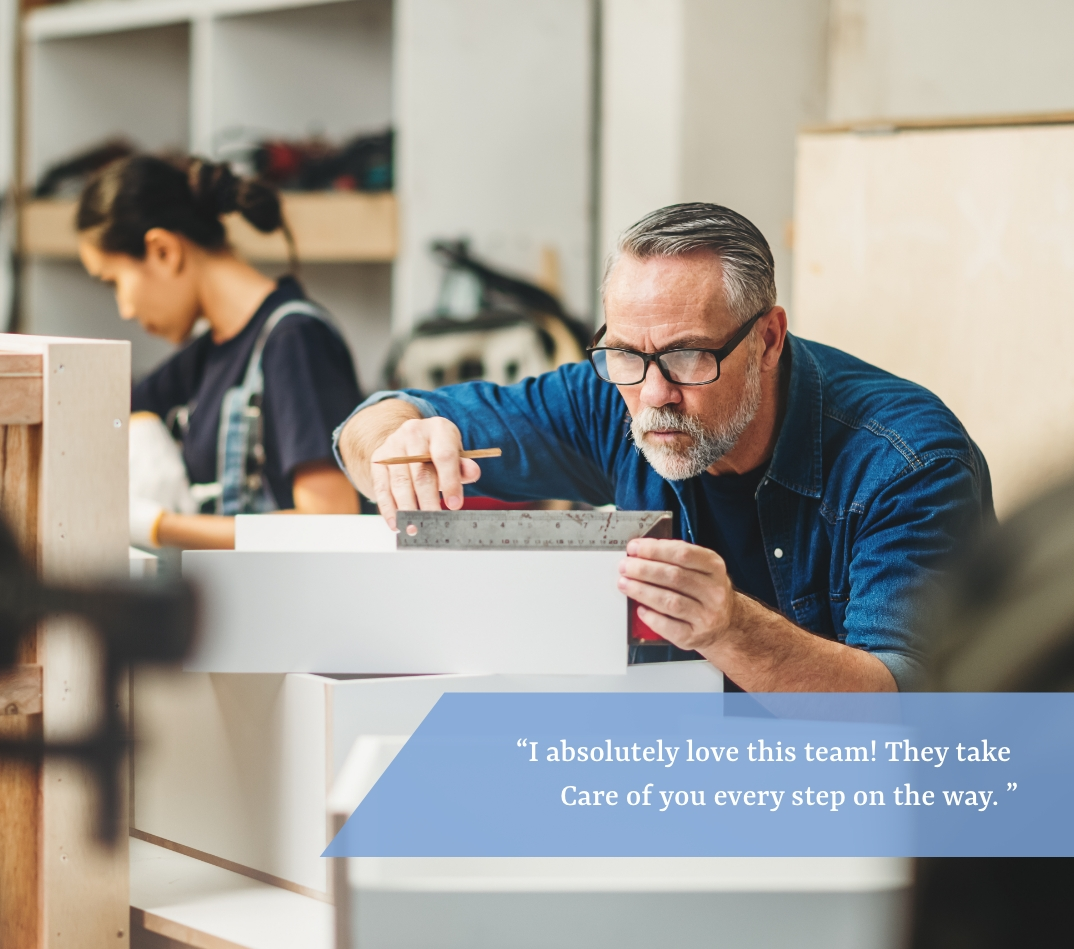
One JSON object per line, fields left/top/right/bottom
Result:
{"left": 600, "top": 0, "right": 829, "bottom": 315}
{"left": 328, "top": 734, "right": 407, "bottom": 816}
{"left": 133, "top": 671, "right": 331, "bottom": 894}
{"left": 130, "top": 837, "right": 333, "bottom": 949}
{"left": 235, "top": 514, "right": 397, "bottom": 552}
{"left": 392, "top": 0, "right": 594, "bottom": 329}
{"left": 349, "top": 856, "right": 911, "bottom": 894}
{"left": 827, "top": 0, "right": 1074, "bottom": 124}
{"left": 182, "top": 550, "right": 628, "bottom": 674}
{"left": 133, "top": 663, "right": 723, "bottom": 897}
{"left": 129, "top": 546, "right": 158, "bottom": 579}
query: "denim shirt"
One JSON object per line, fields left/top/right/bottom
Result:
{"left": 334, "top": 335, "right": 994, "bottom": 690}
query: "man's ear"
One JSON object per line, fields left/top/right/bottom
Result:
{"left": 143, "top": 228, "right": 186, "bottom": 276}
{"left": 759, "top": 307, "right": 788, "bottom": 372}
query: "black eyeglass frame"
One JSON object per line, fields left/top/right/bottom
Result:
{"left": 586, "top": 306, "right": 771, "bottom": 386}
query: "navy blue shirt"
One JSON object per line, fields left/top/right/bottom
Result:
{"left": 337, "top": 335, "right": 995, "bottom": 690}
{"left": 696, "top": 465, "right": 779, "bottom": 610}
{"left": 134, "top": 277, "right": 361, "bottom": 509}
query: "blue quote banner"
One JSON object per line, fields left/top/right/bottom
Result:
{"left": 324, "top": 692, "right": 1074, "bottom": 858}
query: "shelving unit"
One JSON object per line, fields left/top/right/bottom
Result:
{"left": 19, "top": 0, "right": 398, "bottom": 382}
{"left": 13, "top": 0, "right": 597, "bottom": 387}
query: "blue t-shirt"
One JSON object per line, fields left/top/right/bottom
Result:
{"left": 133, "top": 277, "right": 361, "bottom": 509}
{"left": 695, "top": 465, "right": 779, "bottom": 610}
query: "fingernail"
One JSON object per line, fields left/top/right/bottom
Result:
{"left": 447, "top": 495, "right": 461, "bottom": 510}
{"left": 618, "top": 561, "right": 627, "bottom": 574}
{"left": 627, "top": 540, "right": 638, "bottom": 555}
{"left": 617, "top": 576, "right": 628, "bottom": 589}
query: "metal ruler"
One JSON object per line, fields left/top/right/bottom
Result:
{"left": 395, "top": 510, "right": 673, "bottom": 550}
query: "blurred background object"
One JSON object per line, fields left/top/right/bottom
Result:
{"left": 250, "top": 129, "right": 393, "bottom": 192}
{"left": 387, "top": 238, "right": 588, "bottom": 389}
{"left": 910, "top": 476, "right": 1074, "bottom": 947}
{"left": 923, "top": 477, "right": 1074, "bottom": 693}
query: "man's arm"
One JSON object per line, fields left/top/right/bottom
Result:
{"left": 336, "top": 398, "right": 483, "bottom": 529}
{"left": 335, "top": 367, "right": 622, "bottom": 524}
{"left": 618, "top": 539, "right": 897, "bottom": 691}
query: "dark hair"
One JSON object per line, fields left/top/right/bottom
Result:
{"left": 606, "top": 202, "right": 777, "bottom": 325}
{"left": 77, "top": 154, "right": 295, "bottom": 266}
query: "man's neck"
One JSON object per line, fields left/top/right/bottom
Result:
{"left": 705, "top": 358, "right": 787, "bottom": 477}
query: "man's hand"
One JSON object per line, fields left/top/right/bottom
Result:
{"left": 617, "top": 538, "right": 735, "bottom": 652}
{"left": 617, "top": 537, "right": 898, "bottom": 692}
{"left": 337, "top": 400, "right": 482, "bottom": 530}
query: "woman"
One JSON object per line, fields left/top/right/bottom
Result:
{"left": 77, "top": 154, "right": 362, "bottom": 549}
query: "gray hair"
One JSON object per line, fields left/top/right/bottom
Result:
{"left": 604, "top": 203, "right": 777, "bottom": 325}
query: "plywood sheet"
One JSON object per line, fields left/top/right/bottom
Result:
{"left": 182, "top": 550, "right": 628, "bottom": 675}
{"left": 793, "top": 124, "right": 1074, "bottom": 516}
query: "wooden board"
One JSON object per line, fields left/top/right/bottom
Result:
{"left": 182, "top": 550, "right": 628, "bottom": 675}
{"left": 0, "top": 375, "right": 43, "bottom": 949}
{"left": 0, "top": 335, "right": 131, "bottom": 948}
{"left": 0, "top": 352, "right": 44, "bottom": 424}
{"left": 22, "top": 192, "right": 397, "bottom": 263}
{"left": 792, "top": 123, "right": 1074, "bottom": 516}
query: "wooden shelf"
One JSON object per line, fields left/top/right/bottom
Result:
{"left": 21, "top": 191, "right": 397, "bottom": 263}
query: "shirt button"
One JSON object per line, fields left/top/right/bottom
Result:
{"left": 773, "top": 548, "right": 784, "bottom": 559}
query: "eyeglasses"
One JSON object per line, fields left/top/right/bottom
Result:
{"left": 586, "top": 307, "right": 769, "bottom": 386}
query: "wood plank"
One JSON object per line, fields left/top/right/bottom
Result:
{"left": 0, "top": 664, "right": 43, "bottom": 715}
{"left": 0, "top": 712, "right": 42, "bottom": 949}
{"left": 0, "top": 416, "right": 41, "bottom": 949}
{"left": 229, "top": 192, "right": 398, "bottom": 263}
{"left": 0, "top": 353, "right": 43, "bottom": 425}
{"left": 34, "top": 338, "right": 132, "bottom": 946}
{"left": 21, "top": 192, "right": 398, "bottom": 263}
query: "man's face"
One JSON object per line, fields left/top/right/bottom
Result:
{"left": 601, "top": 251, "right": 763, "bottom": 479}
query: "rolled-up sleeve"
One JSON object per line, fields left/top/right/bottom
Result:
{"left": 845, "top": 455, "right": 991, "bottom": 691}
{"left": 331, "top": 365, "right": 624, "bottom": 505}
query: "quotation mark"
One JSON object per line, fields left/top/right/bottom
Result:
{"left": 517, "top": 738, "right": 528, "bottom": 748}
{"left": 1007, "top": 782, "right": 1017, "bottom": 791}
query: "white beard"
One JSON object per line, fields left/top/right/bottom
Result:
{"left": 630, "top": 354, "right": 762, "bottom": 481}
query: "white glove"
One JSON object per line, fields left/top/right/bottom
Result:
{"left": 131, "top": 496, "right": 166, "bottom": 549}
{"left": 129, "top": 412, "right": 197, "bottom": 515}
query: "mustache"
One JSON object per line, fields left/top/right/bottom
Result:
{"left": 630, "top": 406, "right": 707, "bottom": 437}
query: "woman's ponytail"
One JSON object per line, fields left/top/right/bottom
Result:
{"left": 79, "top": 154, "right": 296, "bottom": 269}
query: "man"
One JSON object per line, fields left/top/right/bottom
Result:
{"left": 335, "top": 203, "right": 993, "bottom": 691}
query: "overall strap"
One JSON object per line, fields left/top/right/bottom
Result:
{"left": 213, "top": 299, "right": 331, "bottom": 515}
{"left": 241, "top": 299, "right": 328, "bottom": 393}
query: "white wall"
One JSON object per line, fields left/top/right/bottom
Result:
{"left": 392, "top": 0, "right": 595, "bottom": 331}
{"left": 600, "top": 0, "right": 830, "bottom": 316}
{"left": 828, "top": 0, "right": 1074, "bottom": 123}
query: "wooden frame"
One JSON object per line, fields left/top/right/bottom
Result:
{"left": 0, "top": 335, "right": 130, "bottom": 948}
